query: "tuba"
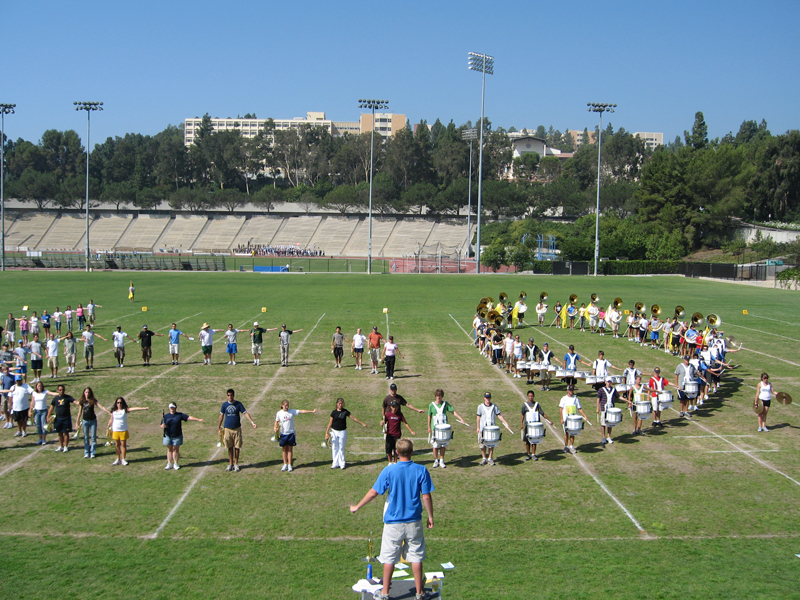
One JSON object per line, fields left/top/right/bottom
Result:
{"left": 591, "top": 293, "right": 599, "bottom": 303}
{"left": 691, "top": 312, "right": 705, "bottom": 327}
{"left": 613, "top": 297, "right": 623, "bottom": 309}
{"left": 569, "top": 294, "right": 578, "bottom": 305}
{"left": 499, "top": 292, "right": 508, "bottom": 304}
{"left": 494, "top": 314, "right": 508, "bottom": 330}
{"left": 707, "top": 314, "right": 721, "bottom": 328}
{"left": 540, "top": 292, "right": 548, "bottom": 302}
{"left": 478, "top": 307, "right": 489, "bottom": 320}
{"left": 634, "top": 302, "right": 646, "bottom": 314}
{"left": 519, "top": 291, "right": 527, "bottom": 301}
{"left": 674, "top": 305, "right": 686, "bottom": 320}
{"left": 651, "top": 304, "right": 662, "bottom": 317}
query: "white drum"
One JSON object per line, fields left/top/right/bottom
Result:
{"left": 615, "top": 383, "right": 630, "bottom": 394}
{"left": 433, "top": 424, "right": 452, "bottom": 447}
{"left": 684, "top": 381, "right": 699, "bottom": 397}
{"left": 658, "top": 391, "right": 673, "bottom": 411}
{"left": 610, "top": 376, "right": 623, "bottom": 384}
{"left": 586, "top": 376, "right": 598, "bottom": 385}
{"left": 530, "top": 362, "right": 543, "bottom": 372}
{"left": 482, "top": 425, "right": 501, "bottom": 448}
{"left": 525, "top": 421, "right": 545, "bottom": 444}
{"left": 635, "top": 400, "right": 652, "bottom": 420}
{"left": 565, "top": 414, "right": 584, "bottom": 435}
{"left": 556, "top": 369, "right": 567, "bottom": 378}
{"left": 605, "top": 407, "right": 623, "bottom": 426}
{"left": 547, "top": 365, "right": 557, "bottom": 372}
{"left": 576, "top": 371, "right": 591, "bottom": 379}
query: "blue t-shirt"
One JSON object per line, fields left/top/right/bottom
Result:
{"left": 162, "top": 412, "right": 188, "bottom": 438}
{"left": 1, "top": 373, "right": 14, "bottom": 398}
{"left": 41, "top": 314, "right": 51, "bottom": 326}
{"left": 169, "top": 329, "right": 183, "bottom": 344}
{"left": 372, "top": 460, "right": 434, "bottom": 524}
{"left": 563, "top": 353, "right": 580, "bottom": 370}
{"left": 220, "top": 400, "right": 247, "bottom": 429}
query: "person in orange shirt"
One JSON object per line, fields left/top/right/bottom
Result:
{"left": 368, "top": 326, "right": 384, "bottom": 375}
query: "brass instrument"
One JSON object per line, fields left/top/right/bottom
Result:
{"left": 613, "top": 297, "right": 623, "bottom": 309}
{"left": 217, "top": 427, "right": 224, "bottom": 447}
{"left": 674, "top": 305, "right": 686, "bottom": 320}
{"left": 476, "top": 300, "right": 488, "bottom": 313}
{"left": 519, "top": 291, "right": 527, "bottom": 300}
{"left": 651, "top": 304, "right": 662, "bottom": 316}
{"left": 494, "top": 314, "right": 508, "bottom": 330}
{"left": 499, "top": 292, "right": 508, "bottom": 303}
{"left": 71, "top": 418, "right": 83, "bottom": 439}
{"left": 691, "top": 312, "right": 705, "bottom": 327}
{"left": 486, "top": 309, "right": 501, "bottom": 322}
{"left": 540, "top": 292, "right": 548, "bottom": 302}
{"left": 478, "top": 307, "right": 489, "bottom": 320}
{"left": 726, "top": 335, "right": 738, "bottom": 347}
{"left": 590, "top": 293, "right": 599, "bottom": 303}
{"left": 105, "top": 425, "right": 113, "bottom": 446}
{"left": 569, "top": 294, "right": 578, "bottom": 305}
{"left": 707, "top": 314, "right": 721, "bottom": 328}
{"left": 634, "top": 301, "right": 646, "bottom": 314}
{"left": 45, "top": 414, "right": 55, "bottom": 433}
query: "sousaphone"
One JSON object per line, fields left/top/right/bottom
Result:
{"left": 691, "top": 312, "right": 705, "bottom": 327}
{"left": 613, "top": 298, "right": 623, "bottom": 309}
{"left": 707, "top": 314, "right": 721, "bottom": 328}
{"left": 674, "top": 305, "right": 686, "bottom": 320}
{"left": 569, "top": 294, "right": 578, "bottom": 305}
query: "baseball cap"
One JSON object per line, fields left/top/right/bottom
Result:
{"left": 116, "top": 326, "right": 121, "bottom": 330}
{"left": 253, "top": 322, "right": 258, "bottom": 326}
{"left": 142, "top": 325, "right": 148, "bottom": 329}
{"left": 14, "top": 375, "right": 22, "bottom": 381}
{"left": 484, "top": 391, "right": 492, "bottom": 399}
{"left": 567, "top": 384, "right": 575, "bottom": 391}
{"left": 529, "top": 338, "right": 534, "bottom": 342}
{"left": 372, "top": 326, "right": 378, "bottom": 330}
{"left": 389, "top": 383, "right": 397, "bottom": 390}
{"left": 168, "top": 403, "right": 177, "bottom": 408}
{"left": 654, "top": 367, "right": 661, "bottom": 373}
{"left": 390, "top": 401, "right": 398, "bottom": 407}
{"left": 282, "top": 324, "right": 287, "bottom": 328}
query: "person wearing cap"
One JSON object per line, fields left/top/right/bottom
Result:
{"left": 112, "top": 326, "right": 133, "bottom": 368}
{"left": 383, "top": 400, "right": 415, "bottom": 463}
{"left": 427, "top": 389, "right": 468, "bottom": 469}
{"left": 351, "top": 327, "right": 367, "bottom": 370}
{"left": 520, "top": 390, "right": 554, "bottom": 461}
{"left": 278, "top": 324, "right": 303, "bottom": 367}
{"left": 168, "top": 323, "right": 191, "bottom": 365}
{"left": 368, "top": 326, "right": 384, "bottom": 375}
{"left": 199, "top": 323, "right": 217, "bottom": 365}
{"left": 476, "top": 392, "right": 513, "bottom": 466}
{"left": 81, "top": 325, "right": 107, "bottom": 371}
{"left": 331, "top": 326, "right": 350, "bottom": 369}
{"left": 649, "top": 367, "right": 672, "bottom": 428}
{"left": 382, "top": 384, "right": 424, "bottom": 421}
{"left": 558, "top": 385, "right": 589, "bottom": 453}
{"left": 161, "top": 402, "right": 204, "bottom": 470}
{"left": 524, "top": 337, "right": 541, "bottom": 385}
{"left": 223, "top": 324, "right": 244, "bottom": 366}
{"left": 597, "top": 378, "right": 619, "bottom": 445}
{"left": 218, "top": 388, "right": 257, "bottom": 472}
{"left": 0, "top": 375, "right": 34, "bottom": 437}
{"left": 381, "top": 335, "right": 403, "bottom": 380}
{"left": 249, "top": 322, "right": 273, "bottom": 366}
{"left": 137, "top": 324, "right": 163, "bottom": 367}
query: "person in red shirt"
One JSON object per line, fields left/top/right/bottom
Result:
{"left": 368, "top": 326, "right": 384, "bottom": 375}
{"left": 382, "top": 401, "right": 415, "bottom": 463}
{"left": 649, "top": 367, "right": 672, "bottom": 429}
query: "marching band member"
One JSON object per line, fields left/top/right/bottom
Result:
{"left": 524, "top": 338, "right": 541, "bottom": 385}
{"left": 563, "top": 345, "right": 591, "bottom": 388}
{"left": 648, "top": 316, "right": 663, "bottom": 349}
{"left": 662, "top": 318, "right": 674, "bottom": 354}
{"left": 536, "top": 300, "right": 548, "bottom": 327}
{"left": 622, "top": 359, "right": 640, "bottom": 386}
{"left": 476, "top": 392, "right": 513, "bottom": 466}
{"left": 754, "top": 373, "right": 777, "bottom": 432}
{"left": 520, "top": 390, "right": 553, "bottom": 461}
{"left": 502, "top": 332, "right": 515, "bottom": 374}
{"left": 637, "top": 313, "right": 649, "bottom": 346}
{"left": 684, "top": 323, "right": 699, "bottom": 359}
{"left": 628, "top": 374, "right": 648, "bottom": 435}
{"left": 632, "top": 313, "right": 643, "bottom": 343}
{"left": 579, "top": 303, "right": 587, "bottom": 332}
{"left": 609, "top": 306, "right": 623, "bottom": 338}
{"left": 559, "top": 385, "right": 589, "bottom": 454}
{"left": 427, "top": 389, "right": 467, "bottom": 469}
{"left": 674, "top": 321, "right": 688, "bottom": 356}
{"left": 553, "top": 301, "right": 563, "bottom": 328}
{"left": 587, "top": 301, "right": 600, "bottom": 334}
{"left": 597, "top": 378, "right": 619, "bottom": 445}
{"left": 491, "top": 329, "right": 504, "bottom": 366}
{"left": 649, "top": 367, "right": 671, "bottom": 428}
{"left": 597, "top": 307, "right": 607, "bottom": 336}
{"left": 626, "top": 312, "right": 636, "bottom": 341}
{"left": 539, "top": 343, "right": 556, "bottom": 391}
{"left": 472, "top": 314, "right": 481, "bottom": 347}
{"left": 567, "top": 303, "right": 577, "bottom": 330}
{"left": 674, "top": 356, "right": 699, "bottom": 418}
{"left": 516, "top": 299, "right": 528, "bottom": 327}
{"left": 592, "top": 351, "right": 621, "bottom": 391}
{"left": 512, "top": 334, "right": 526, "bottom": 379}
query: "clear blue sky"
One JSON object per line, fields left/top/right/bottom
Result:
{"left": 4, "top": 0, "right": 798, "bottom": 147}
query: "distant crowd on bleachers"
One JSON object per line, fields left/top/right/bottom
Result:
{"left": 233, "top": 244, "right": 325, "bottom": 257}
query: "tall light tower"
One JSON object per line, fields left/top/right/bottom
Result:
{"left": 587, "top": 102, "right": 616, "bottom": 277}
{"left": 0, "top": 103, "right": 15, "bottom": 272}
{"left": 468, "top": 52, "right": 493, "bottom": 274}
{"left": 461, "top": 128, "right": 478, "bottom": 259}
{"left": 358, "top": 99, "right": 388, "bottom": 275}
{"left": 74, "top": 101, "right": 103, "bottom": 272}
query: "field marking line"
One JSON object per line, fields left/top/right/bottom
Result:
{"left": 93, "top": 312, "right": 203, "bottom": 360}
{"left": 725, "top": 322, "right": 800, "bottom": 343}
{"left": 738, "top": 346, "right": 800, "bottom": 367}
{"left": 449, "top": 314, "right": 650, "bottom": 537}
{"left": 673, "top": 435, "right": 754, "bottom": 438}
{"left": 669, "top": 407, "right": 800, "bottom": 488}
{"left": 0, "top": 445, "right": 46, "bottom": 477}
{"left": 145, "top": 313, "right": 326, "bottom": 540}
{"left": 707, "top": 450, "right": 779, "bottom": 453}
{"left": 746, "top": 314, "right": 800, "bottom": 328}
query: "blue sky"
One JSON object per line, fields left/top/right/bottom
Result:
{"left": 4, "top": 0, "right": 798, "bottom": 147}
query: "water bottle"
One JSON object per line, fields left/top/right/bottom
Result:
{"left": 367, "top": 564, "right": 373, "bottom": 580}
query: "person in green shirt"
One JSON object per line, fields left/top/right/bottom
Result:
{"left": 426, "top": 389, "right": 468, "bottom": 469}
{"left": 249, "top": 322, "right": 277, "bottom": 366}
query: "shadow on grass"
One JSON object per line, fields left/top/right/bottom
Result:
{"left": 766, "top": 422, "right": 800, "bottom": 431}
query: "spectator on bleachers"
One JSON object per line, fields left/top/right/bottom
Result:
{"left": 232, "top": 243, "right": 325, "bottom": 257}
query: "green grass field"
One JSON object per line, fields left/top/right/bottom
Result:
{"left": 0, "top": 271, "right": 798, "bottom": 599}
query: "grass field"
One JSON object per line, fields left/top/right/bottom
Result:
{"left": 0, "top": 271, "right": 799, "bottom": 599}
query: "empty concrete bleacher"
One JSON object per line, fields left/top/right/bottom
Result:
{"left": 4, "top": 213, "right": 56, "bottom": 250}
{"left": 155, "top": 215, "right": 208, "bottom": 251}
{"left": 87, "top": 214, "right": 133, "bottom": 250}
{"left": 116, "top": 215, "right": 170, "bottom": 250}
{"left": 423, "top": 220, "right": 471, "bottom": 253}
{"left": 307, "top": 216, "right": 359, "bottom": 255}
{"left": 270, "top": 216, "right": 321, "bottom": 248}
{"left": 192, "top": 216, "right": 245, "bottom": 251}
{"left": 341, "top": 217, "right": 397, "bottom": 257}
{"left": 37, "top": 214, "right": 87, "bottom": 250}
{"left": 231, "top": 215, "right": 285, "bottom": 248}
{"left": 381, "top": 219, "right": 436, "bottom": 256}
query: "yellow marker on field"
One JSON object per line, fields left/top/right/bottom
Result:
{"left": 22, "top": 306, "right": 28, "bottom": 311}
{"left": 262, "top": 307, "right": 268, "bottom": 313}
{"left": 742, "top": 310, "right": 748, "bottom": 314}
{"left": 623, "top": 309, "right": 630, "bottom": 315}
{"left": 142, "top": 307, "right": 148, "bottom": 312}
{"left": 383, "top": 308, "right": 389, "bottom": 314}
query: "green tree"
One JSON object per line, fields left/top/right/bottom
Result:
{"left": 8, "top": 168, "right": 58, "bottom": 209}
{"left": 512, "top": 152, "right": 540, "bottom": 184}
{"left": 684, "top": 111, "right": 709, "bottom": 150}
{"left": 480, "top": 242, "right": 506, "bottom": 272}
{"left": 508, "top": 244, "right": 531, "bottom": 272}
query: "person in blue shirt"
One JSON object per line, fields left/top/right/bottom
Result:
{"left": 350, "top": 439, "right": 434, "bottom": 600}
{"left": 161, "top": 402, "right": 204, "bottom": 470}
{"left": 168, "top": 323, "right": 191, "bottom": 365}
{"left": 216, "top": 389, "right": 257, "bottom": 472}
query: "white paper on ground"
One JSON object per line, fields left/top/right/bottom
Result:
{"left": 392, "top": 571, "right": 409, "bottom": 579}
{"left": 441, "top": 562, "right": 455, "bottom": 569}
{"left": 352, "top": 579, "right": 382, "bottom": 593}
{"left": 425, "top": 571, "right": 445, "bottom": 579}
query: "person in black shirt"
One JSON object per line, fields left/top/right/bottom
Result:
{"left": 380, "top": 383, "right": 424, "bottom": 421}
{"left": 76, "top": 386, "right": 111, "bottom": 458}
{"left": 46, "top": 384, "right": 77, "bottom": 453}
{"left": 324, "top": 397, "right": 367, "bottom": 470}
{"left": 137, "top": 325, "right": 164, "bottom": 366}
{"left": 161, "top": 402, "right": 204, "bottom": 470}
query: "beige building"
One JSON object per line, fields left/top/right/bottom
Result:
{"left": 359, "top": 113, "right": 406, "bottom": 137}
{"left": 568, "top": 129, "right": 596, "bottom": 147}
{"left": 633, "top": 132, "right": 664, "bottom": 150}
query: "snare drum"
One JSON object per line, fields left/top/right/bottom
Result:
{"left": 605, "top": 407, "right": 623, "bottom": 426}
{"left": 547, "top": 365, "right": 557, "bottom": 372}
{"left": 586, "top": 376, "right": 598, "bottom": 385}
{"left": 615, "top": 383, "right": 630, "bottom": 394}
{"left": 610, "top": 376, "right": 623, "bottom": 384}
{"left": 576, "top": 371, "right": 591, "bottom": 380}
{"left": 482, "top": 425, "right": 501, "bottom": 448}
{"left": 565, "top": 414, "right": 584, "bottom": 435}
{"left": 525, "top": 421, "right": 545, "bottom": 444}
{"left": 684, "top": 381, "right": 699, "bottom": 397}
{"left": 556, "top": 369, "right": 567, "bottom": 378}
{"left": 635, "top": 400, "right": 652, "bottom": 420}
{"left": 433, "top": 424, "right": 452, "bottom": 447}
{"left": 657, "top": 391, "right": 673, "bottom": 411}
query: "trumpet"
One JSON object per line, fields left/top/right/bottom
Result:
{"left": 674, "top": 305, "right": 686, "bottom": 320}
{"left": 105, "top": 426, "right": 113, "bottom": 446}
{"left": 634, "top": 301, "right": 646, "bottom": 314}
{"left": 691, "top": 312, "right": 705, "bottom": 326}
{"left": 569, "top": 294, "right": 578, "bottom": 305}
{"left": 540, "top": 292, "right": 548, "bottom": 302}
{"left": 651, "top": 304, "right": 662, "bottom": 316}
{"left": 707, "top": 314, "right": 721, "bottom": 328}
{"left": 591, "top": 293, "right": 599, "bottom": 303}
{"left": 71, "top": 418, "right": 83, "bottom": 439}
{"left": 613, "top": 297, "right": 623, "bottom": 309}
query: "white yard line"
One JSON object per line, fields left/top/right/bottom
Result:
{"left": 746, "top": 314, "right": 800, "bottom": 328}
{"left": 739, "top": 346, "right": 800, "bottom": 367}
{"left": 450, "top": 314, "right": 650, "bottom": 537}
{"left": 725, "top": 322, "right": 800, "bottom": 343}
{"left": 673, "top": 435, "right": 754, "bottom": 438}
{"left": 707, "top": 450, "right": 779, "bottom": 453}
{"left": 145, "top": 313, "right": 326, "bottom": 540}
{"left": 669, "top": 407, "right": 800, "bottom": 488}
{"left": 0, "top": 445, "right": 46, "bottom": 477}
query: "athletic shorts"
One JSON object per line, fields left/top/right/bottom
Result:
{"left": 223, "top": 427, "right": 242, "bottom": 449}
{"left": 651, "top": 332, "right": 659, "bottom": 340}
{"left": 141, "top": 347, "right": 152, "bottom": 360}
{"left": 202, "top": 345, "right": 212, "bottom": 355}
{"left": 385, "top": 434, "right": 399, "bottom": 456}
{"left": 65, "top": 353, "right": 75, "bottom": 364}
{"left": 114, "top": 347, "right": 125, "bottom": 359}
{"left": 169, "top": 344, "right": 179, "bottom": 355}
{"left": 13, "top": 410, "right": 28, "bottom": 423}
{"left": 333, "top": 347, "right": 343, "bottom": 358}
{"left": 17, "top": 365, "right": 27, "bottom": 374}
{"left": 600, "top": 412, "right": 613, "bottom": 427}
{"left": 47, "top": 357, "right": 59, "bottom": 369}
{"left": 226, "top": 343, "right": 237, "bottom": 354}
{"left": 112, "top": 430, "right": 129, "bottom": 441}
{"left": 762, "top": 400, "right": 771, "bottom": 408}
{"left": 54, "top": 416, "right": 72, "bottom": 433}
{"left": 379, "top": 520, "right": 426, "bottom": 564}
{"left": 354, "top": 347, "right": 364, "bottom": 354}
{"left": 31, "top": 359, "right": 43, "bottom": 370}
{"left": 162, "top": 435, "right": 183, "bottom": 447}
{"left": 504, "top": 355, "right": 513, "bottom": 365}
{"left": 370, "top": 348, "right": 380, "bottom": 362}
{"left": 278, "top": 433, "right": 296, "bottom": 447}
{"left": 83, "top": 346, "right": 94, "bottom": 358}
{"left": 251, "top": 343, "right": 262, "bottom": 355}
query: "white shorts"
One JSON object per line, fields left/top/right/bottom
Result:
{"left": 169, "top": 343, "right": 180, "bottom": 355}
{"left": 251, "top": 343, "right": 263, "bottom": 355}
{"left": 589, "top": 317, "right": 598, "bottom": 326}
{"left": 651, "top": 398, "right": 660, "bottom": 411}
{"left": 379, "top": 520, "right": 426, "bottom": 564}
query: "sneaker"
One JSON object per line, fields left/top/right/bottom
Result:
{"left": 63, "top": 446, "right": 69, "bottom": 452}
{"left": 479, "top": 458, "right": 487, "bottom": 465}
{"left": 704, "top": 394, "right": 709, "bottom": 400}
{"left": 758, "top": 427, "right": 763, "bottom": 432}
{"left": 55, "top": 446, "right": 62, "bottom": 452}
{"left": 525, "top": 454, "right": 532, "bottom": 461}
{"left": 432, "top": 459, "right": 439, "bottom": 468}
{"left": 84, "top": 453, "right": 89, "bottom": 458}
{"left": 569, "top": 445, "right": 576, "bottom": 453}
{"left": 763, "top": 426, "right": 769, "bottom": 432}
{"left": 287, "top": 465, "right": 292, "bottom": 472}
{"left": 415, "top": 592, "right": 431, "bottom": 600}
{"left": 90, "top": 454, "right": 95, "bottom": 458}
{"left": 439, "top": 461, "right": 446, "bottom": 469}
{"left": 21, "top": 431, "right": 27, "bottom": 437}
{"left": 165, "top": 463, "right": 172, "bottom": 470}
{"left": 121, "top": 459, "right": 128, "bottom": 466}
{"left": 533, "top": 454, "right": 538, "bottom": 461}
{"left": 679, "top": 411, "right": 684, "bottom": 417}
{"left": 227, "top": 361, "right": 232, "bottom": 365}
{"left": 564, "top": 445, "right": 570, "bottom": 452}
{"left": 13, "top": 431, "right": 21, "bottom": 437}
{"left": 373, "top": 592, "right": 389, "bottom": 600}
{"left": 233, "top": 464, "right": 240, "bottom": 472}
{"left": 601, "top": 438, "right": 607, "bottom": 445}
{"left": 487, "top": 458, "right": 495, "bottom": 466}
{"left": 226, "top": 465, "right": 233, "bottom": 472}
{"left": 281, "top": 464, "right": 287, "bottom": 472}
{"left": 607, "top": 438, "right": 613, "bottom": 444}
{"left": 112, "top": 459, "right": 120, "bottom": 465}
{"left": 232, "top": 361, "right": 236, "bottom": 366}
{"left": 685, "top": 413, "right": 692, "bottom": 419}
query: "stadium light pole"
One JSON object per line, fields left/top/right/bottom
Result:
{"left": 0, "top": 103, "right": 15, "bottom": 272}
{"left": 587, "top": 102, "right": 615, "bottom": 277}
{"left": 469, "top": 52, "right": 493, "bottom": 274}
{"left": 462, "top": 128, "right": 478, "bottom": 260}
{"left": 74, "top": 101, "right": 103, "bottom": 272}
{"left": 358, "top": 99, "right": 388, "bottom": 275}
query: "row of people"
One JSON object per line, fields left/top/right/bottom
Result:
{"left": 2, "top": 303, "right": 103, "bottom": 344}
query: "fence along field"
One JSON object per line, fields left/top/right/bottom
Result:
{"left": 0, "top": 271, "right": 798, "bottom": 599}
